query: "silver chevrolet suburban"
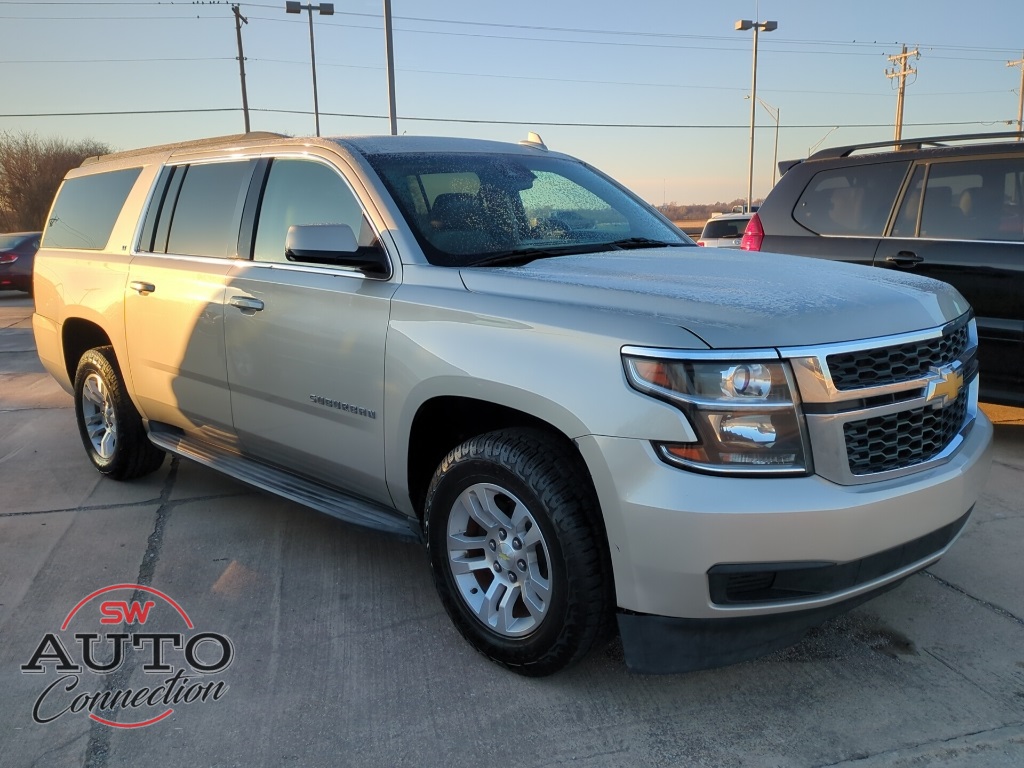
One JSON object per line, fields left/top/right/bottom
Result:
{"left": 32, "top": 132, "right": 993, "bottom": 676}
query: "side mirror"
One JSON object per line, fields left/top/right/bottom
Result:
{"left": 284, "top": 224, "right": 389, "bottom": 276}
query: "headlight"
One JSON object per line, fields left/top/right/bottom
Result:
{"left": 623, "top": 351, "right": 810, "bottom": 475}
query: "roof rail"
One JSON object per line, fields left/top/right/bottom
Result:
{"left": 82, "top": 131, "right": 288, "bottom": 165}
{"left": 808, "top": 130, "right": 1024, "bottom": 161}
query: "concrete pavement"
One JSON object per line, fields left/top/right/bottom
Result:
{"left": 1, "top": 292, "right": 1022, "bottom": 768}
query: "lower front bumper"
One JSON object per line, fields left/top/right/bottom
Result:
{"left": 617, "top": 576, "right": 907, "bottom": 674}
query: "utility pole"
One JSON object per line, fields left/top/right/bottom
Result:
{"left": 1009, "top": 51, "right": 1024, "bottom": 141}
{"left": 232, "top": 5, "right": 251, "bottom": 133}
{"left": 383, "top": 0, "right": 397, "bottom": 135}
{"left": 886, "top": 45, "right": 919, "bottom": 149}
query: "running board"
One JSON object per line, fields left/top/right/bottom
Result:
{"left": 147, "top": 427, "right": 420, "bottom": 540}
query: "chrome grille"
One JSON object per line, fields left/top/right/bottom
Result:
{"left": 843, "top": 390, "right": 969, "bottom": 475}
{"left": 784, "top": 315, "right": 978, "bottom": 485}
{"left": 826, "top": 318, "right": 969, "bottom": 390}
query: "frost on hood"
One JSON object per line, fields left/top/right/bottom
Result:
{"left": 467, "top": 248, "right": 970, "bottom": 347}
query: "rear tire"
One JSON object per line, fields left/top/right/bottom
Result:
{"left": 424, "top": 428, "right": 612, "bottom": 676}
{"left": 73, "top": 346, "right": 165, "bottom": 480}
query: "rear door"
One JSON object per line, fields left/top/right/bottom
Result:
{"left": 125, "top": 159, "right": 256, "bottom": 435}
{"left": 875, "top": 158, "right": 1024, "bottom": 402}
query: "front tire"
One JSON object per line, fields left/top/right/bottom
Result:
{"left": 425, "top": 429, "right": 612, "bottom": 676}
{"left": 73, "top": 346, "right": 165, "bottom": 480}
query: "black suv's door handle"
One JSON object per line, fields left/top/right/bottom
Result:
{"left": 884, "top": 251, "right": 924, "bottom": 268}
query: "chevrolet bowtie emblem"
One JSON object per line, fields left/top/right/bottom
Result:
{"left": 924, "top": 364, "right": 964, "bottom": 409}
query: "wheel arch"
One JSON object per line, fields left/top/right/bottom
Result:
{"left": 61, "top": 318, "right": 114, "bottom": 382}
{"left": 405, "top": 396, "right": 600, "bottom": 527}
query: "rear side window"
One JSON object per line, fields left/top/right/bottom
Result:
{"left": 893, "top": 157, "right": 1024, "bottom": 242}
{"left": 163, "top": 161, "right": 256, "bottom": 258}
{"left": 42, "top": 168, "right": 142, "bottom": 250}
{"left": 794, "top": 162, "right": 909, "bottom": 236}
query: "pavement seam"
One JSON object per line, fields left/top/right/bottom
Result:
{"left": 0, "top": 490, "right": 257, "bottom": 518}
{"left": 81, "top": 458, "right": 180, "bottom": 768}
{"left": 920, "top": 569, "right": 1024, "bottom": 627}
{"left": 811, "top": 722, "right": 1024, "bottom": 767}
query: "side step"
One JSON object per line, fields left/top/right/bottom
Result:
{"left": 147, "top": 427, "right": 420, "bottom": 541}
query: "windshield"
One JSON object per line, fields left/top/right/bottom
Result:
{"left": 365, "top": 151, "right": 691, "bottom": 266}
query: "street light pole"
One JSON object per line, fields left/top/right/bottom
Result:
{"left": 808, "top": 126, "right": 839, "bottom": 157}
{"left": 735, "top": 19, "right": 777, "bottom": 213}
{"left": 747, "top": 96, "right": 780, "bottom": 188}
{"left": 285, "top": 1, "right": 334, "bottom": 137}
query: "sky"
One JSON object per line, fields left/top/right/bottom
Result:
{"left": 2, "top": 0, "right": 1023, "bottom": 205}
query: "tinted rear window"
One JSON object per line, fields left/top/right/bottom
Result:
{"left": 0, "top": 233, "right": 37, "bottom": 250}
{"left": 701, "top": 218, "right": 748, "bottom": 239}
{"left": 795, "top": 162, "right": 909, "bottom": 236}
{"left": 164, "top": 161, "right": 255, "bottom": 259}
{"left": 42, "top": 168, "right": 142, "bottom": 250}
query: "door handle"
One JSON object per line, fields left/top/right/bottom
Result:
{"left": 229, "top": 296, "right": 265, "bottom": 313}
{"left": 129, "top": 281, "right": 156, "bottom": 295}
{"left": 884, "top": 251, "right": 924, "bottom": 268}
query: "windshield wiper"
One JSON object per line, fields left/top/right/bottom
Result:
{"left": 466, "top": 237, "right": 687, "bottom": 268}
{"left": 467, "top": 242, "right": 617, "bottom": 268}
{"left": 604, "top": 237, "right": 689, "bottom": 250}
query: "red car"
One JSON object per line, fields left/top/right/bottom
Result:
{"left": 0, "top": 231, "right": 42, "bottom": 295}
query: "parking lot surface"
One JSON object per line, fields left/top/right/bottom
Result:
{"left": 1, "top": 292, "right": 1022, "bottom": 768}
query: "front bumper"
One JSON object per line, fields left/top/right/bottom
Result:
{"left": 576, "top": 408, "right": 993, "bottom": 672}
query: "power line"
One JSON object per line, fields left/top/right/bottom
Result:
{"left": 0, "top": 105, "right": 1008, "bottom": 132}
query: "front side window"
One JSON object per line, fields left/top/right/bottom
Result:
{"left": 365, "top": 152, "right": 688, "bottom": 266}
{"left": 42, "top": 167, "right": 142, "bottom": 250}
{"left": 252, "top": 158, "right": 376, "bottom": 263}
{"left": 794, "top": 162, "right": 909, "bottom": 237}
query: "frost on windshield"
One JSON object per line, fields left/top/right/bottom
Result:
{"left": 365, "top": 151, "right": 687, "bottom": 266}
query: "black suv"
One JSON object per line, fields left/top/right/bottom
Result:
{"left": 742, "top": 132, "right": 1024, "bottom": 406}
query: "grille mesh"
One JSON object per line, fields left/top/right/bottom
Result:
{"left": 827, "top": 320, "right": 969, "bottom": 390}
{"left": 844, "top": 391, "right": 969, "bottom": 475}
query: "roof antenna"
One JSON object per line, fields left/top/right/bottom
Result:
{"left": 519, "top": 131, "right": 548, "bottom": 150}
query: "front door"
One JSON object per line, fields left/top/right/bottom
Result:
{"left": 223, "top": 157, "right": 398, "bottom": 505}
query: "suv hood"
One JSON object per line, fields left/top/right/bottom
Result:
{"left": 459, "top": 247, "right": 970, "bottom": 349}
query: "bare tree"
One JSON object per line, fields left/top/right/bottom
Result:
{"left": 0, "top": 132, "right": 110, "bottom": 232}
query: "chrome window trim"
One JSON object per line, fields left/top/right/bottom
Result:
{"left": 229, "top": 259, "right": 386, "bottom": 281}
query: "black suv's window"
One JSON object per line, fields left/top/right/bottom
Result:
{"left": 252, "top": 158, "right": 375, "bottom": 263}
{"left": 893, "top": 158, "right": 1024, "bottom": 242}
{"left": 795, "top": 162, "right": 909, "bottom": 237}
{"left": 42, "top": 168, "right": 142, "bottom": 250}
{"left": 164, "top": 161, "right": 255, "bottom": 258}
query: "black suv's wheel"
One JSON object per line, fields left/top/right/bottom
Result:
{"left": 424, "top": 428, "right": 612, "bottom": 676}
{"left": 73, "top": 346, "right": 165, "bottom": 480}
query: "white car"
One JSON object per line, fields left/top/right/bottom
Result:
{"left": 697, "top": 212, "right": 752, "bottom": 248}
